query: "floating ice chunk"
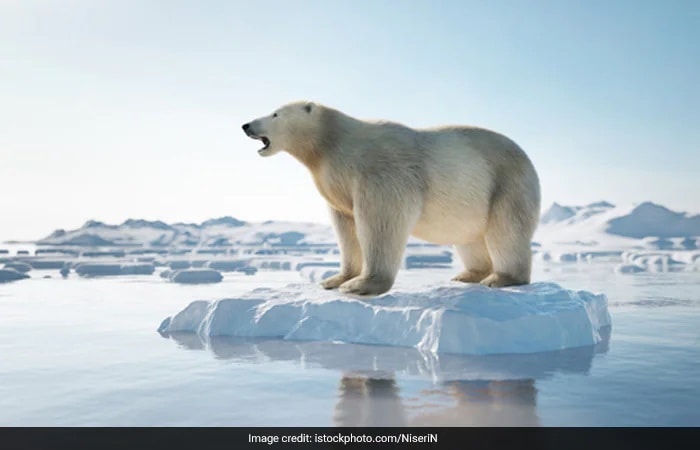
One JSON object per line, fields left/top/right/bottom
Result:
{"left": 80, "top": 249, "right": 125, "bottom": 258}
{"left": 169, "top": 268, "right": 223, "bottom": 284}
{"left": 3, "top": 262, "right": 32, "bottom": 273}
{"left": 27, "top": 260, "right": 67, "bottom": 270}
{"left": 553, "top": 252, "right": 579, "bottom": 263}
{"left": 404, "top": 251, "right": 453, "bottom": 269}
{"left": 120, "top": 263, "right": 156, "bottom": 275}
{"left": 0, "top": 268, "right": 30, "bottom": 283}
{"left": 615, "top": 264, "right": 646, "bottom": 274}
{"left": 237, "top": 266, "right": 258, "bottom": 275}
{"left": 75, "top": 263, "right": 123, "bottom": 277}
{"left": 253, "top": 260, "right": 293, "bottom": 271}
{"left": 206, "top": 259, "right": 251, "bottom": 272}
{"left": 620, "top": 251, "right": 689, "bottom": 272}
{"left": 168, "top": 261, "right": 191, "bottom": 270}
{"left": 74, "top": 262, "right": 155, "bottom": 277}
{"left": 158, "top": 282, "right": 611, "bottom": 355}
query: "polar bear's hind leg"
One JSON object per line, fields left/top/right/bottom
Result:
{"left": 480, "top": 192, "right": 535, "bottom": 288}
{"left": 452, "top": 239, "right": 493, "bottom": 283}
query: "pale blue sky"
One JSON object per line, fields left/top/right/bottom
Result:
{"left": 1, "top": 0, "right": 698, "bottom": 240}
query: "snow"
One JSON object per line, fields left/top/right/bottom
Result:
{"left": 158, "top": 282, "right": 611, "bottom": 355}
{"left": 169, "top": 268, "right": 223, "bottom": 284}
{"left": 37, "top": 217, "right": 336, "bottom": 248}
{"left": 0, "top": 268, "right": 30, "bottom": 283}
{"left": 536, "top": 201, "right": 700, "bottom": 252}
{"left": 299, "top": 267, "right": 339, "bottom": 283}
{"left": 540, "top": 202, "right": 578, "bottom": 224}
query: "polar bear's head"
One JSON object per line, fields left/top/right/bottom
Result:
{"left": 242, "top": 101, "right": 320, "bottom": 157}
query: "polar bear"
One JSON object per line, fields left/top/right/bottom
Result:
{"left": 242, "top": 101, "right": 541, "bottom": 296}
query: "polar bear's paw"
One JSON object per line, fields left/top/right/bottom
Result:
{"left": 451, "top": 270, "right": 490, "bottom": 284}
{"left": 480, "top": 272, "right": 527, "bottom": 288}
{"left": 338, "top": 275, "right": 393, "bottom": 297}
{"left": 320, "top": 272, "right": 355, "bottom": 290}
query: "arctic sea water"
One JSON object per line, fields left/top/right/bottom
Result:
{"left": 0, "top": 261, "right": 698, "bottom": 426}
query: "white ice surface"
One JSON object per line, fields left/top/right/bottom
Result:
{"left": 159, "top": 282, "right": 611, "bottom": 355}
{"left": 299, "top": 266, "right": 339, "bottom": 283}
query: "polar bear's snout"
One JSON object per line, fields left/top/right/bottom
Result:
{"left": 242, "top": 121, "right": 271, "bottom": 154}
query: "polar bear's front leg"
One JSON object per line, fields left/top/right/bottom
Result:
{"left": 338, "top": 186, "right": 421, "bottom": 296}
{"left": 320, "top": 207, "right": 363, "bottom": 289}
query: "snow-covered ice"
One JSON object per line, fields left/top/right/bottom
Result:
{"left": 299, "top": 266, "right": 339, "bottom": 283}
{"left": 159, "top": 282, "right": 611, "bottom": 355}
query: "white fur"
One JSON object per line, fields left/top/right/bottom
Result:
{"left": 243, "top": 101, "right": 541, "bottom": 296}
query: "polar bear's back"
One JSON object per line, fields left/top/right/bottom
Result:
{"left": 412, "top": 126, "right": 540, "bottom": 244}
{"left": 317, "top": 107, "right": 540, "bottom": 245}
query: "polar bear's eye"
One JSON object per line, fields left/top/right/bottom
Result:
{"left": 273, "top": 113, "right": 278, "bottom": 118}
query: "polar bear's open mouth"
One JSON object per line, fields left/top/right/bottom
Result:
{"left": 249, "top": 135, "right": 270, "bottom": 153}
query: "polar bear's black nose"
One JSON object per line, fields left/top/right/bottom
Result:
{"left": 242, "top": 123, "right": 250, "bottom": 132}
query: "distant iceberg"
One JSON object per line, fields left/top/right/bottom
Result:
{"left": 159, "top": 282, "right": 611, "bottom": 355}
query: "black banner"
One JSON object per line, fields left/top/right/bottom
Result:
{"left": 0, "top": 427, "right": 697, "bottom": 450}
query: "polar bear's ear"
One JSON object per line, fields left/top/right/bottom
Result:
{"left": 304, "top": 102, "right": 314, "bottom": 113}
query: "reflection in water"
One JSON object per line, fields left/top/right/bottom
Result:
{"left": 410, "top": 378, "right": 539, "bottom": 426}
{"left": 162, "top": 327, "right": 610, "bottom": 426}
{"left": 334, "top": 375, "right": 408, "bottom": 427}
{"left": 331, "top": 374, "right": 540, "bottom": 426}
